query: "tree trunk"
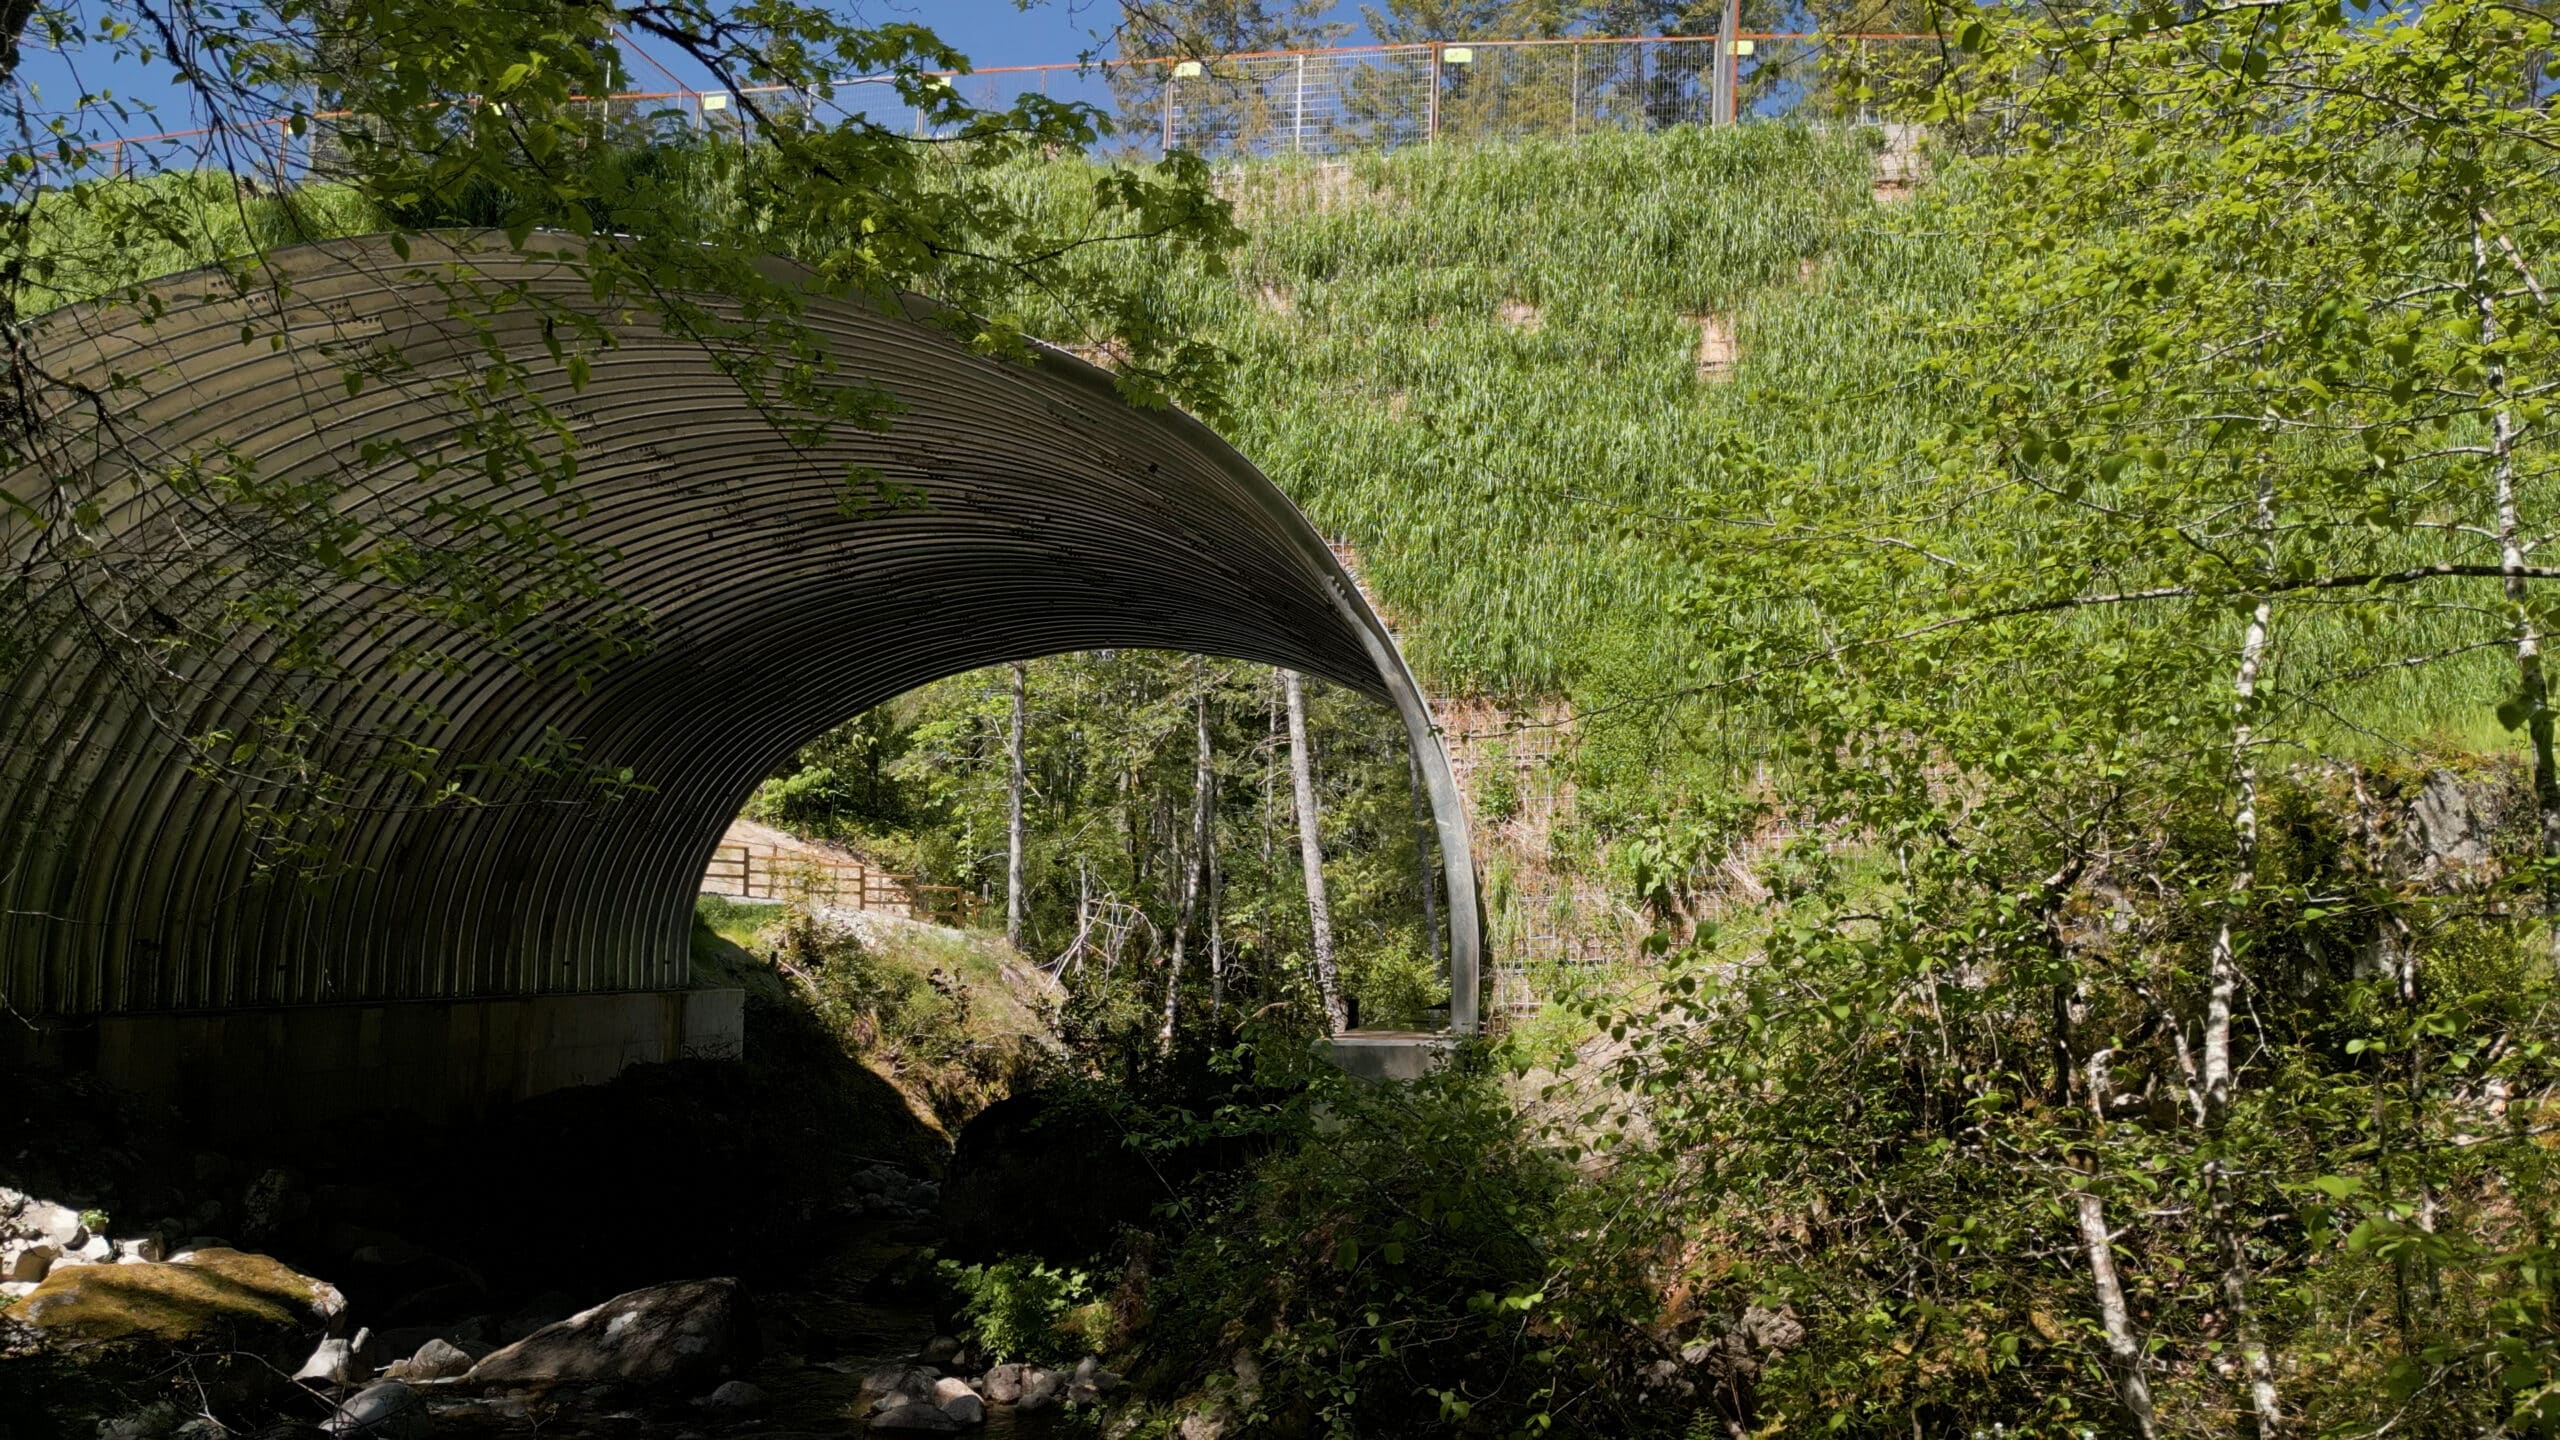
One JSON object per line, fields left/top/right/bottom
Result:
{"left": 1007, "top": 662, "right": 1027, "bottom": 949}
{"left": 1283, "top": 669, "right": 1347, "bottom": 1034}
{"left": 2076, "top": 1190, "right": 2159, "bottom": 1440}
{"left": 2201, "top": 477, "right": 2283, "bottom": 1438}
{"left": 1207, "top": 827, "right": 1226, "bottom": 1017}
{"left": 1162, "top": 682, "right": 1213, "bottom": 1052}
{"left": 2079, "top": 1051, "right": 2160, "bottom": 1439}
{"left": 2478, "top": 215, "right": 2560, "bottom": 961}
{"left": 1264, "top": 675, "right": 1280, "bottom": 866}
{"left": 1407, "top": 748, "right": 1444, "bottom": 983}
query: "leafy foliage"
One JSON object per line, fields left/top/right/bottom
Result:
{"left": 755, "top": 651, "right": 1447, "bottom": 1045}
{"left": 940, "top": 1254, "right": 1110, "bottom": 1365}
{"left": 1139, "top": 1046, "right": 1641, "bottom": 1438}
{"left": 972, "top": 15, "right": 2560, "bottom": 1438}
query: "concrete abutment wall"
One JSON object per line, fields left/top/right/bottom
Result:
{"left": 2, "top": 989, "right": 743, "bottom": 1137}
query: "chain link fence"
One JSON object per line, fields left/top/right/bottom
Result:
{"left": 78, "top": 34, "right": 1938, "bottom": 180}
{"left": 931, "top": 34, "right": 1937, "bottom": 159}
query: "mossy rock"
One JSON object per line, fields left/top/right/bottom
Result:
{"left": 4, "top": 1248, "right": 343, "bottom": 1351}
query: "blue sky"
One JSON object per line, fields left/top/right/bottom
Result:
{"left": 863, "top": 2, "right": 1375, "bottom": 71}
{"left": 628, "top": 1, "right": 1383, "bottom": 95}
{"left": 20, "top": 1, "right": 1387, "bottom": 144}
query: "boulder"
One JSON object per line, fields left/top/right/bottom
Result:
{"left": 3, "top": 1248, "right": 343, "bottom": 1354}
{"left": 2, "top": 1243, "right": 58, "bottom": 1283}
{"left": 939, "top": 1390, "right": 985, "bottom": 1425}
{"left": 865, "top": 1365, "right": 940, "bottom": 1413}
{"left": 920, "top": 1334, "right": 961, "bottom": 1364}
{"left": 981, "top": 1363, "right": 1024, "bottom": 1404}
{"left": 0, "top": 1190, "right": 87, "bottom": 1249}
{"left": 116, "top": 1238, "right": 166, "bottom": 1265}
{"left": 931, "top": 1377, "right": 976, "bottom": 1405}
{"left": 327, "top": 1381, "right": 430, "bottom": 1438}
{"left": 388, "top": 1338, "right": 474, "bottom": 1382}
{"left": 1678, "top": 1304, "right": 1805, "bottom": 1413}
{"left": 865, "top": 1365, "right": 929, "bottom": 1394}
{"left": 869, "top": 1401, "right": 965, "bottom": 1433}
{"left": 2395, "top": 769, "right": 2500, "bottom": 882}
{"left": 462, "top": 1278, "right": 757, "bottom": 1393}
{"left": 696, "top": 1379, "right": 768, "bottom": 1411}
{"left": 1014, "top": 1368, "right": 1061, "bottom": 1411}
{"left": 95, "top": 1402, "right": 185, "bottom": 1440}
{"left": 296, "top": 1329, "right": 375, "bottom": 1386}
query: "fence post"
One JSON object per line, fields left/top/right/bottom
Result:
{"left": 1293, "top": 53, "right": 1306, "bottom": 153}
{"left": 1719, "top": 0, "right": 1742, "bottom": 125}
{"left": 1569, "top": 41, "right": 1580, "bottom": 134}
{"left": 1428, "top": 44, "right": 1441, "bottom": 141}
{"left": 1163, "top": 70, "right": 1175, "bottom": 157}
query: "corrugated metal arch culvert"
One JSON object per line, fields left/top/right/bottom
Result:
{"left": 0, "top": 232, "right": 1479, "bottom": 1033}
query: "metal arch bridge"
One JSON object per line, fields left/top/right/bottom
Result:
{"left": 0, "top": 233, "right": 1478, "bottom": 1049}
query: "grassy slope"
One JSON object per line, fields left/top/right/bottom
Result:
{"left": 694, "top": 895, "right": 1054, "bottom": 1134}
{"left": 1154, "top": 129, "right": 1909, "bottom": 701}
{"left": 1031, "top": 126, "right": 2513, "bottom": 790}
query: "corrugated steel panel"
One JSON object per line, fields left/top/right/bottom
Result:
{"left": 0, "top": 232, "right": 1480, "bottom": 1030}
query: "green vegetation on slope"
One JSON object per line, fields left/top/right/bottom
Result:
{"left": 694, "top": 896, "right": 1052, "bottom": 1130}
{"left": 1017, "top": 126, "right": 1923, "bottom": 702}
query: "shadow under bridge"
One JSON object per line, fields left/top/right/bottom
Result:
{"left": 0, "top": 232, "right": 1476, "bottom": 1127}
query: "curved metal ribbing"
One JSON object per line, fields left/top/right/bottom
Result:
{"left": 0, "top": 233, "right": 1480, "bottom": 1032}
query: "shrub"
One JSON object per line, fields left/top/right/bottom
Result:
{"left": 1139, "top": 1047, "right": 1653, "bottom": 1437}
{"left": 940, "top": 1255, "right": 1103, "bottom": 1365}
{"left": 766, "top": 909, "right": 1017, "bottom": 1124}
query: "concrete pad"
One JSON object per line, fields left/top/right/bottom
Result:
{"left": 1317, "top": 1030, "right": 1457, "bottom": 1083}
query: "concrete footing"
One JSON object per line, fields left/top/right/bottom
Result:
{"left": 1, "top": 989, "right": 744, "bottom": 1137}
{"left": 1318, "top": 1030, "right": 1459, "bottom": 1083}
